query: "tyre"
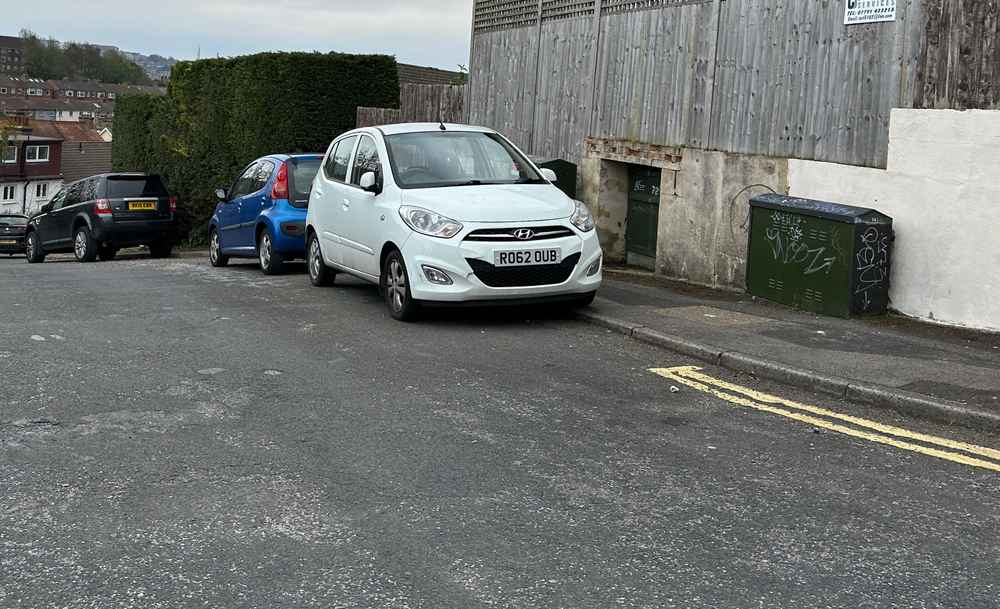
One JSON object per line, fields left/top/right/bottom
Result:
{"left": 381, "top": 249, "right": 420, "bottom": 322}
{"left": 149, "top": 242, "right": 173, "bottom": 259}
{"left": 257, "top": 230, "right": 285, "bottom": 275}
{"left": 25, "top": 232, "right": 45, "bottom": 263}
{"left": 209, "top": 229, "right": 229, "bottom": 267}
{"left": 73, "top": 226, "right": 97, "bottom": 263}
{"left": 98, "top": 247, "right": 118, "bottom": 262}
{"left": 307, "top": 233, "right": 335, "bottom": 287}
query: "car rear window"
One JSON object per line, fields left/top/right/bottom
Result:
{"left": 105, "top": 176, "right": 169, "bottom": 199}
{"left": 289, "top": 159, "right": 321, "bottom": 208}
{"left": 0, "top": 216, "right": 27, "bottom": 226}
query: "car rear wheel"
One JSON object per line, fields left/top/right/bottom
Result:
{"left": 258, "top": 231, "right": 285, "bottom": 275}
{"left": 382, "top": 250, "right": 419, "bottom": 322}
{"left": 73, "top": 227, "right": 97, "bottom": 263}
{"left": 149, "top": 242, "right": 173, "bottom": 259}
{"left": 307, "top": 233, "right": 335, "bottom": 287}
{"left": 25, "top": 232, "right": 45, "bottom": 264}
{"left": 209, "top": 230, "right": 228, "bottom": 267}
{"left": 98, "top": 247, "right": 118, "bottom": 262}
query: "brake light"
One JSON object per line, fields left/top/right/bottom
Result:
{"left": 271, "top": 163, "right": 289, "bottom": 200}
{"left": 94, "top": 199, "right": 112, "bottom": 215}
{"left": 169, "top": 196, "right": 177, "bottom": 214}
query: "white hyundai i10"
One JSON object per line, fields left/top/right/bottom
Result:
{"left": 305, "top": 123, "right": 602, "bottom": 321}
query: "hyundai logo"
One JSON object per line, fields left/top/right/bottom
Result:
{"left": 513, "top": 228, "right": 535, "bottom": 241}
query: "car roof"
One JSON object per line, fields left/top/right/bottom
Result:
{"left": 261, "top": 153, "right": 324, "bottom": 162}
{"left": 363, "top": 123, "right": 497, "bottom": 137}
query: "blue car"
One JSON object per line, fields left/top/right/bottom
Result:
{"left": 208, "top": 154, "right": 323, "bottom": 274}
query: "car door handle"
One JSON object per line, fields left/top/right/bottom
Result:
{"left": 342, "top": 199, "right": 350, "bottom": 211}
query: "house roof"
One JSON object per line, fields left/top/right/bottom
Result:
{"left": 0, "top": 118, "right": 105, "bottom": 142}
{"left": 397, "top": 63, "right": 462, "bottom": 86}
{"left": 0, "top": 97, "right": 115, "bottom": 112}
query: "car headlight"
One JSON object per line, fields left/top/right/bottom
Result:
{"left": 398, "top": 206, "right": 463, "bottom": 239}
{"left": 570, "top": 200, "right": 595, "bottom": 232}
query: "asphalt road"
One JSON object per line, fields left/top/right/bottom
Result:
{"left": 2, "top": 253, "right": 998, "bottom": 609}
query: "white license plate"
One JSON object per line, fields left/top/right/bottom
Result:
{"left": 494, "top": 248, "right": 561, "bottom": 267}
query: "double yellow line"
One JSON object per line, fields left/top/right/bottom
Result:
{"left": 651, "top": 366, "right": 1000, "bottom": 473}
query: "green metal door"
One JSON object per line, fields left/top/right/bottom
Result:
{"left": 625, "top": 165, "right": 661, "bottom": 259}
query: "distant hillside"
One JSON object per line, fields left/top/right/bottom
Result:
{"left": 18, "top": 30, "right": 152, "bottom": 85}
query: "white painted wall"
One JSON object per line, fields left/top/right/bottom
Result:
{"left": 789, "top": 109, "right": 1000, "bottom": 332}
{"left": 0, "top": 179, "right": 62, "bottom": 216}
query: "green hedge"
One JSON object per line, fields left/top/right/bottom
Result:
{"left": 113, "top": 52, "right": 399, "bottom": 244}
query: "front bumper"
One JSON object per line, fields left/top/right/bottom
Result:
{"left": 403, "top": 221, "right": 602, "bottom": 303}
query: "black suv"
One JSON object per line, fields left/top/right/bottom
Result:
{"left": 26, "top": 173, "right": 176, "bottom": 263}
{"left": 0, "top": 213, "right": 28, "bottom": 257}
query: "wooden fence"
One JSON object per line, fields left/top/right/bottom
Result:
{"left": 357, "top": 84, "right": 468, "bottom": 128}
{"left": 469, "top": 0, "right": 1000, "bottom": 168}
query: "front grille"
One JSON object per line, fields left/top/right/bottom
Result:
{"left": 464, "top": 226, "right": 575, "bottom": 242}
{"left": 467, "top": 253, "right": 581, "bottom": 287}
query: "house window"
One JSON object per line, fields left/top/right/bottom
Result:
{"left": 2, "top": 146, "right": 15, "bottom": 164}
{"left": 36, "top": 183, "right": 48, "bottom": 198}
{"left": 26, "top": 145, "right": 50, "bottom": 163}
{"left": 78, "top": 90, "right": 86, "bottom": 97}
{"left": 0, "top": 87, "right": 6, "bottom": 94}
{"left": 97, "top": 92, "right": 105, "bottom": 98}
{"left": 66, "top": 90, "right": 74, "bottom": 97}
{"left": 1, "top": 185, "right": 15, "bottom": 202}
{"left": 108, "top": 92, "right": 116, "bottom": 99}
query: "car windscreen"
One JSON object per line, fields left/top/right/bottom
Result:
{"left": 105, "top": 176, "right": 169, "bottom": 199}
{"left": 0, "top": 216, "right": 27, "bottom": 226}
{"left": 289, "top": 158, "right": 321, "bottom": 208}
{"left": 385, "top": 131, "right": 543, "bottom": 189}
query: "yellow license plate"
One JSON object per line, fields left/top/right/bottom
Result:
{"left": 0, "top": 240, "right": 16, "bottom": 245}
{"left": 128, "top": 201, "right": 157, "bottom": 211}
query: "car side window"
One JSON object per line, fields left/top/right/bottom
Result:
{"left": 254, "top": 160, "right": 275, "bottom": 193}
{"left": 350, "top": 136, "right": 382, "bottom": 186}
{"left": 324, "top": 136, "right": 357, "bottom": 183}
{"left": 61, "top": 183, "right": 82, "bottom": 209}
{"left": 82, "top": 178, "right": 98, "bottom": 203}
{"left": 47, "top": 189, "right": 66, "bottom": 211}
{"left": 229, "top": 163, "right": 258, "bottom": 199}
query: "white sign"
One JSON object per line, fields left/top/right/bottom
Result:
{"left": 845, "top": 0, "right": 896, "bottom": 25}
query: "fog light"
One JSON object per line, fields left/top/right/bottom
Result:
{"left": 422, "top": 265, "right": 453, "bottom": 285}
{"left": 587, "top": 256, "right": 602, "bottom": 277}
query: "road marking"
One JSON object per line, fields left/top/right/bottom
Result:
{"left": 651, "top": 366, "right": 1000, "bottom": 473}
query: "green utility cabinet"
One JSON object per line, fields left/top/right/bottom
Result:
{"left": 746, "top": 194, "right": 893, "bottom": 318}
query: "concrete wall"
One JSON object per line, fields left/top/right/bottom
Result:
{"left": 657, "top": 149, "right": 788, "bottom": 290}
{"left": 789, "top": 109, "right": 1000, "bottom": 332}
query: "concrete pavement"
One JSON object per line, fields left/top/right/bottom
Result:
{"left": 585, "top": 269, "right": 1000, "bottom": 430}
{"left": 1, "top": 254, "right": 999, "bottom": 608}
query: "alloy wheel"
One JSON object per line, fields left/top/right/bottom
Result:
{"left": 26, "top": 235, "right": 34, "bottom": 259}
{"left": 210, "top": 232, "right": 220, "bottom": 264}
{"left": 387, "top": 259, "right": 406, "bottom": 312}
{"left": 259, "top": 234, "right": 272, "bottom": 269}
{"left": 309, "top": 239, "right": 321, "bottom": 280}
{"left": 74, "top": 231, "right": 87, "bottom": 259}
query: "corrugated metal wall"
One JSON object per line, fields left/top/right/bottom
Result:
{"left": 468, "top": 0, "right": 943, "bottom": 168}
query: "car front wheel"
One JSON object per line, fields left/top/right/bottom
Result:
{"left": 74, "top": 227, "right": 97, "bottom": 263}
{"left": 307, "top": 233, "right": 335, "bottom": 287}
{"left": 25, "top": 232, "right": 45, "bottom": 263}
{"left": 381, "top": 250, "right": 419, "bottom": 322}
{"left": 258, "top": 231, "right": 285, "bottom": 275}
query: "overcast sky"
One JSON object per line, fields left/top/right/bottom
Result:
{"left": 8, "top": 0, "right": 473, "bottom": 70}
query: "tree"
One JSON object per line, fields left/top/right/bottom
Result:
{"left": 451, "top": 64, "right": 468, "bottom": 86}
{"left": 18, "top": 30, "right": 152, "bottom": 85}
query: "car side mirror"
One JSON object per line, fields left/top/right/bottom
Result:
{"left": 215, "top": 188, "right": 228, "bottom": 201}
{"left": 359, "top": 172, "right": 380, "bottom": 194}
{"left": 540, "top": 168, "right": 558, "bottom": 182}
